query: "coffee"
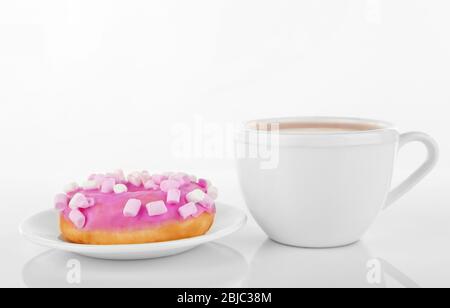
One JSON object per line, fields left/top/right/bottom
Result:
{"left": 249, "top": 121, "right": 382, "bottom": 133}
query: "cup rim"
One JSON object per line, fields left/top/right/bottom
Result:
{"left": 243, "top": 116, "right": 395, "bottom": 136}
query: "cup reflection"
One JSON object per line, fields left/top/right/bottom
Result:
{"left": 23, "top": 243, "right": 248, "bottom": 288}
{"left": 245, "top": 240, "right": 420, "bottom": 288}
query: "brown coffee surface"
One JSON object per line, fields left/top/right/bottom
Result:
{"left": 250, "top": 121, "right": 382, "bottom": 133}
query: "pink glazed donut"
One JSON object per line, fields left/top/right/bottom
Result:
{"left": 54, "top": 171, "right": 218, "bottom": 245}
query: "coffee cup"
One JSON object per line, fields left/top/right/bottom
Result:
{"left": 236, "top": 117, "right": 439, "bottom": 248}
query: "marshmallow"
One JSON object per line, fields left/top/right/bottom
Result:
{"left": 160, "top": 179, "right": 181, "bottom": 192}
{"left": 197, "top": 179, "right": 209, "bottom": 189}
{"left": 114, "top": 184, "right": 128, "bottom": 194}
{"left": 178, "top": 202, "right": 198, "bottom": 219}
{"left": 207, "top": 186, "right": 219, "bottom": 200}
{"left": 69, "top": 193, "right": 91, "bottom": 209}
{"left": 127, "top": 172, "right": 142, "bottom": 187}
{"left": 89, "top": 174, "right": 106, "bottom": 186}
{"left": 101, "top": 178, "right": 116, "bottom": 193}
{"left": 123, "top": 199, "right": 142, "bottom": 217}
{"left": 170, "top": 173, "right": 191, "bottom": 186}
{"left": 152, "top": 175, "right": 165, "bottom": 185}
{"left": 141, "top": 171, "right": 151, "bottom": 183}
{"left": 107, "top": 169, "right": 126, "bottom": 183}
{"left": 146, "top": 201, "right": 168, "bottom": 216}
{"left": 199, "top": 195, "right": 214, "bottom": 209}
{"left": 167, "top": 188, "right": 181, "bottom": 205}
{"left": 144, "top": 180, "right": 158, "bottom": 190}
{"left": 64, "top": 182, "right": 79, "bottom": 194}
{"left": 186, "top": 189, "right": 207, "bottom": 203}
{"left": 169, "top": 173, "right": 187, "bottom": 181}
{"left": 82, "top": 180, "right": 100, "bottom": 191}
{"left": 69, "top": 209, "right": 86, "bottom": 229}
{"left": 54, "top": 194, "right": 68, "bottom": 212}
{"left": 181, "top": 175, "right": 193, "bottom": 185}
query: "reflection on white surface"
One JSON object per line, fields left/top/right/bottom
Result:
{"left": 23, "top": 243, "right": 248, "bottom": 288}
{"left": 245, "top": 240, "right": 420, "bottom": 288}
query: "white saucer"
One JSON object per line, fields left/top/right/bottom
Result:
{"left": 19, "top": 203, "right": 247, "bottom": 260}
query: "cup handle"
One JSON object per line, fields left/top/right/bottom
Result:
{"left": 384, "top": 132, "right": 439, "bottom": 209}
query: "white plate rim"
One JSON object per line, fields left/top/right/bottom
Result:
{"left": 19, "top": 203, "right": 247, "bottom": 254}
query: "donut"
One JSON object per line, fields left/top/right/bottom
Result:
{"left": 54, "top": 171, "right": 218, "bottom": 245}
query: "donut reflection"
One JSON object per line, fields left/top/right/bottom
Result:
{"left": 23, "top": 243, "right": 248, "bottom": 288}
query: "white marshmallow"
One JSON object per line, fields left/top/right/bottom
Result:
{"left": 69, "top": 193, "right": 91, "bottom": 209}
{"left": 107, "top": 169, "right": 126, "bottom": 183}
{"left": 207, "top": 186, "right": 219, "bottom": 200}
{"left": 141, "top": 171, "right": 151, "bottom": 183}
{"left": 189, "top": 175, "right": 198, "bottom": 182}
{"left": 64, "top": 182, "right": 79, "bottom": 194}
{"left": 167, "top": 189, "right": 181, "bottom": 205}
{"left": 54, "top": 194, "right": 68, "bottom": 212}
{"left": 186, "top": 189, "right": 207, "bottom": 203}
{"left": 69, "top": 209, "right": 86, "bottom": 229}
{"left": 82, "top": 180, "right": 99, "bottom": 190}
{"left": 114, "top": 169, "right": 126, "bottom": 182}
{"left": 144, "top": 180, "right": 158, "bottom": 190}
{"left": 178, "top": 202, "right": 198, "bottom": 219}
{"left": 146, "top": 201, "right": 168, "bottom": 216}
{"left": 114, "top": 184, "right": 128, "bottom": 194}
{"left": 127, "top": 172, "right": 142, "bottom": 187}
{"left": 123, "top": 199, "right": 142, "bottom": 217}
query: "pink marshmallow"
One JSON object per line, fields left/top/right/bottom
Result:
{"left": 64, "top": 182, "right": 79, "bottom": 194}
{"left": 144, "top": 180, "right": 159, "bottom": 190}
{"left": 101, "top": 178, "right": 116, "bottom": 193}
{"left": 146, "top": 201, "right": 168, "bottom": 216}
{"left": 107, "top": 169, "right": 126, "bottom": 184}
{"left": 170, "top": 173, "right": 191, "bottom": 186}
{"left": 141, "top": 171, "right": 151, "bottom": 183}
{"left": 198, "top": 178, "right": 209, "bottom": 189}
{"left": 169, "top": 173, "right": 187, "bottom": 182}
{"left": 160, "top": 179, "right": 181, "bottom": 192}
{"left": 207, "top": 186, "right": 219, "bottom": 200}
{"left": 178, "top": 202, "right": 198, "bottom": 219}
{"left": 69, "top": 193, "right": 91, "bottom": 209}
{"left": 186, "top": 189, "right": 207, "bottom": 203}
{"left": 152, "top": 174, "right": 166, "bottom": 185}
{"left": 182, "top": 175, "right": 193, "bottom": 184}
{"left": 82, "top": 180, "right": 100, "bottom": 191}
{"left": 69, "top": 209, "right": 86, "bottom": 229}
{"left": 199, "top": 195, "right": 214, "bottom": 209}
{"left": 54, "top": 194, "right": 68, "bottom": 212}
{"left": 128, "top": 172, "right": 142, "bottom": 187}
{"left": 192, "top": 207, "right": 204, "bottom": 218}
{"left": 89, "top": 174, "right": 106, "bottom": 186}
{"left": 167, "top": 188, "right": 181, "bottom": 205}
{"left": 188, "top": 175, "right": 197, "bottom": 182}
{"left": 123, "top": 199, "right": 142, "bottom": 217}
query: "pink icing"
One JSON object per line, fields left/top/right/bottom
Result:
{"left": 61, "top": 181, "right": 216, "bottom": 231}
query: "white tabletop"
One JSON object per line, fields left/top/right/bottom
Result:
{"left": 1, "top": 0, "right": 450, "bottom": 289}
{"left": 2, "top": 168, "right": 449, "bottom": 288}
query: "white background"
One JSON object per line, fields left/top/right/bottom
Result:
{"left": 1, "top": 0, "right": 449, "bottom": 287}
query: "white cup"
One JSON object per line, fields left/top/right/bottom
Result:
{"left": 236, "top": 117, "right": 439, "bottom": 248}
